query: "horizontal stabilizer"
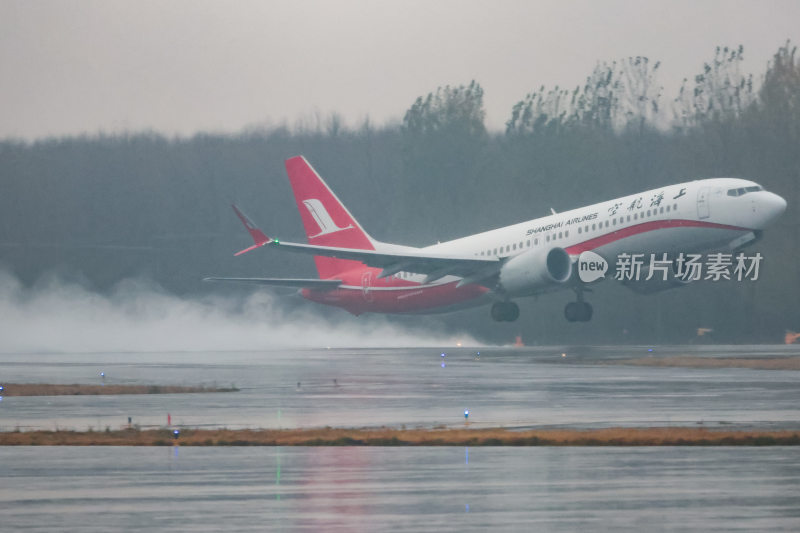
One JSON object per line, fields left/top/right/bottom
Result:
{"left": 203, "top": 277, "right": 342, "bottom": 290}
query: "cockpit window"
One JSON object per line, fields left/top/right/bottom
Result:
{"left": 727, "top": 185, "right": 763, "bottom": 197}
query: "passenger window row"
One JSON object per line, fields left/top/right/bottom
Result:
{"left": 475, "top": 202, "right": 679, "bottom": 257}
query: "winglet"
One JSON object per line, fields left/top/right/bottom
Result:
{"left": 232, "top": 204, "right": 272, "bottom": 256}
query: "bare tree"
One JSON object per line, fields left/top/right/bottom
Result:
{"left": 507, "top": 57, "right": 662, "bottom": 135}
{"left": 673, "top": 45, "right": 755, "bottom": 129}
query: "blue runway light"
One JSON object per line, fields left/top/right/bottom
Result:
{"left": 441, "top": 352, "right": 446, "bottom": 357}
{"left": 100, "top": 372, "right": 105, "bottom": 377}
{"left": 0, "top": 385, "right": 4, "bottom": 392}
{"left": 441, "top": 362, "right": 446, "bottom": 368}
{"left": 464, "top": 409, "right": 470, "bottom": 419}
{"left": 173, "top": 429, "right": 180, "bottom": 439}
{"left": 648, "top": 348, "right": 653, "bottom": 352}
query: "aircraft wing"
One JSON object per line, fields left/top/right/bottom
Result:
{"left": 203, "top": 277, "right": 342, "bottom": 289}
{"left": 230, "top": 204, "right": 500, "bottom": 285}
{"left": 258, "top": 240, "right": 498, "bottom": 282}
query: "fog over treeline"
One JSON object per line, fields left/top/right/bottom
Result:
{"left": 1, "top": 43, "right": 798, "bottom": 345}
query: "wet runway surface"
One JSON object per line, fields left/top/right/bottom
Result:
{"left": 2, "top": 345, "right": 799, "bottom": 530}
{"left": 1, "top": 446, "right": 799, "bottom": 532}
{"left": 1, "top": 345, "right": 799, "bottom": 432}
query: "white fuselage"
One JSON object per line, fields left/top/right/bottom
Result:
{"left": 400, "top": 177, "right": 785, "bottom": 293}
{"left": 300, "top": 176, "right": 785, "bottom": 317}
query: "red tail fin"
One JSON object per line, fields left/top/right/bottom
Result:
{"left": 284, "top": 156, "right": 375, "bottom": 279}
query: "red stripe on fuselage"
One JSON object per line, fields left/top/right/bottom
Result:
{"left": 564, "top": 219, "right": 749, "bottom": 254}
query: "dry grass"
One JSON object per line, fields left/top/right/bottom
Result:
{"left": 605, "top": 356, "right": 800, "bottom": 370}
{"left": 1, "top": 426, "right": 798, "bottom": 446}
{"left": 1, "top": 383, "right": 238, "bottom": 396}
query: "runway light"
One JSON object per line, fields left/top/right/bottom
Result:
{"left": 441, "top": 362, "right": 446, "bottom": 368}
{"left": 562, "top": 353, "right": 566, "bottom": 358}
{"left": 441, "top": 352, "right": 446, "bottom": 357}
{"left": 648, "top": 348, "right": 653, "bottom": 352}
{"left": 173, "top": 429, "right": 180, "bottom": 439}
{"left": 464, "top": 409, "right": 470, "bottom": 419}
{"left": 0, "top": 385, "right": 4, "bottom": 392}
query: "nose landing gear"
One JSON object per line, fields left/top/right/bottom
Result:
{"left": 564, "top": 301, "right": 593, "bottom": 322}
{"left": 491, "top": 301, "right": 520, "bottom": 322}
{"left": 565, "top": 288, "right": 593, "bottom": 322}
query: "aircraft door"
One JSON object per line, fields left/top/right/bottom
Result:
{"left": 361, "top": 271, "right": 374, "bottom": 302}
{"left": 696, "top": 187, "right": 710, "bottom": 219}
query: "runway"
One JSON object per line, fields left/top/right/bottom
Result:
{"left": 1, "top": 446, "right": 799, "bottom": 531}
{"left": 2, "top": 344, "right": 799, "bottom": 432}
{"left": 2, "top": 344, "right": 799, "bottom": 530}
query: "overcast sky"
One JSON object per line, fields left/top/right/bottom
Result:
{"left": 1, "top": 0, "right": 798, "bottom": 140}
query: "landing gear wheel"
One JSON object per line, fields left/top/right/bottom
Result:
{"left": 491, "top": 301, "right": 520, "bottom": 322}
{"left": 565, "top": 301, "right": 593, "bottom": 322}
{"left": 564, "top": 302, "right": 578, "bottom": 322}
{"left": 581, "top": 301, "right": 593, "bottom": 321}
{"left": 505, "top": 302, "right": 520, "bottom": 322}
{"left": 491, "top": 303, "right": 504, "bottom": 321}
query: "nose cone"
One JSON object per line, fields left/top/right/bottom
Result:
{"left": 757, "top": 192, "right": 787, "bottom": 228}
{"left": 766, "top": 191, "right": 787, "bottom": 217}
{"left": 774, "top": 193, "right": 788, "bottom": 215}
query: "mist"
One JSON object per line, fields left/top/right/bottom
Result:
{"left": 0, "top": 270, "right": 478, "bottom": 354}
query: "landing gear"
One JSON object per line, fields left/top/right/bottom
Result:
{"left": 491, "top": 301, "right": 520, "bottom": 322}
{"left": 564, "top": 301, "right": 593, "bottom": 322}
{"left": 564, "top": 288, "right": 593, "bottom": 322}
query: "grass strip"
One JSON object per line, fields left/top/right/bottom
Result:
{"left": 1, "top": 427, "right": 798, "bottom": 446}
{"left": 1, "top": 383, "right": 238, "bottom": 396}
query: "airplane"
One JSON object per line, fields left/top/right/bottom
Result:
{"left": 205, "top": 156, "right": 787, "bottom": 322}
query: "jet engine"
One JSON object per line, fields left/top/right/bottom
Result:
{"left": 498, "top": 247, "right": 572, "bottom": 296}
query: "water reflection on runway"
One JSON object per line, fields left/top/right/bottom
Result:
{"left": 1, "top": 446, "right": 798, "bottom": 532}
